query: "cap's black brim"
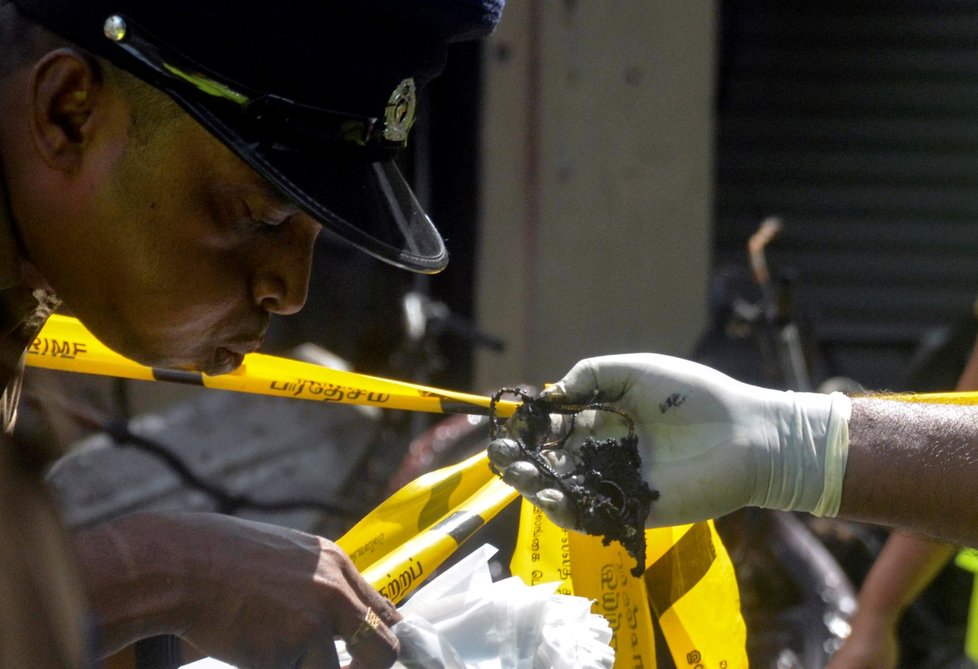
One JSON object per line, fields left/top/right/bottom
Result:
{"left": 173, "top": 92, "right": 449, "bottom": 274}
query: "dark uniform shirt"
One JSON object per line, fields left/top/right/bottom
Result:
{"left": 0, "top": 196, "right": 89, "bottom": 668}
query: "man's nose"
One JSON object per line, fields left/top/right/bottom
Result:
{"left": 251, "top": 215, "right": 321, "bottom": 315}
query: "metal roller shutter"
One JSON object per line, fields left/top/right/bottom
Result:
{"left": 715, "top": 0, "right": 978, "bottom": 389}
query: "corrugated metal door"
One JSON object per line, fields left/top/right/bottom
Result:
{"left": 715, "top": 0, "right": 978, "bottom": 388}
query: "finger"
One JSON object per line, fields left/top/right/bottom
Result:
{"left": 503, "top": 395, "right": 553, "bottom": 444}
{"left": 491, "top": 450, "right": 580, "bottom": 528}
{"left": 328, "top": 556, "right": 399, "bottom": 667}
{"left": 335, "top": 554, "right": 400, "bottom": 627}
{"left": 343, "top": 606, "right": 399, "bottom": 669}
{"left": 544, "top": 356, "right": 632, "bottom": 405}
{"left": 298, "top": 637, "right": 342, "bottom": 669}
{"left": 487, "top": 437, "right": 521, "bottom": 470}
{"left": 539, "top": 359, "right": 605, "bottom": 404}
{"left": 499, "top": 411, "right": 572, "bottom": 451}
{"left": 529, "top": 488, "right": 579, "bottom": 529}
{"left": 497, "top": 455, "right": 576, "bottom": 496}
{"left": 580, "top": 408, "right": 631, "bottom": 440}
{"left": 541, "top": 409, "right": 629, "bottom": 458}
{"left": 500, "top": 460, "right": 547, "bottom": 493}
{"left": 539, "top": 448, "right": 576, "bottom": 476}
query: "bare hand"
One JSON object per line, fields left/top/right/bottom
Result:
{"left": 76, "top": 512, "right": 400, "bottom": 669}
{"left": 824, "top": 616, "right": 899, "bottom": 669}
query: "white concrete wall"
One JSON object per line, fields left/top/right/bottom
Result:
{"left": 475, "top": 0, "right": 718, "bottom": 389}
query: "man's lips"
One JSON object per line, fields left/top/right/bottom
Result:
{"left": 223, "top": 339, "right": 263, "bottom": 357}
{"left": 211, "top": 347, "right": 244, "bottom": 374}
{"left": 209, "top": 340, "right": 262, "bottom": 375}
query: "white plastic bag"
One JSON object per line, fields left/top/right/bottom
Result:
{"left": 338, "top": 544, "right": 614, "bottom": 669}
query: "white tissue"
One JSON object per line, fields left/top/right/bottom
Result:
{"left": 337, "top": 544, "right": 614, "bottom": 669}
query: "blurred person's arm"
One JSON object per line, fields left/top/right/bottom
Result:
{"left": 826, "top": 533, "right": 954, "bottom": 669}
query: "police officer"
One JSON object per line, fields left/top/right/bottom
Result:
{"left": 0, "top": 0, "right": 503, "bottom": 666}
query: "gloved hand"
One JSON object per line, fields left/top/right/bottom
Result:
{"left": 488, "top": 353, "right": 851, "bottom": 530}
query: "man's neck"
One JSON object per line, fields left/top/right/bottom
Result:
{"left": 0, "top": 176, "right": 22, "bottom": 292}
{"left": 0, "top": 169, "right": 52, "bottom": 295}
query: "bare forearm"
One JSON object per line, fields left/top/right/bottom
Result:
{"left": 957, "top": 334, "right": 978, "bottom": 391}
{"left": 73, "top": 512, "right": 195, "bottom": 655}
{"left": 73, "top": 510, "right": 401, "bottom": 667}
{"left": 854, "top": 531, "right": 955, "bottom": 622}
{"left": 841, "top": 398, "right": 978, "bottom": 546}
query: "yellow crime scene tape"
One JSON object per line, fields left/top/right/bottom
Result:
{"left": 510, "top": 500, "right": 747, "bottom": 668}
{"left": 68, "top": 317, "right": 978, "bottom": 665}
{"left": 28, "top": 314, "right": 520, "bottom": 417}
{"left": 870, "top": 391, "right": 978, "bottom": 405}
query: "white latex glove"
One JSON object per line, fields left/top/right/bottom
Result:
{"left": 488, "top": 353, "right": 851, "bottom": 529}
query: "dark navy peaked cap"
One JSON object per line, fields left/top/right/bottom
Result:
{"left": 12, "top": 0, "right": 506, "bottom": 273}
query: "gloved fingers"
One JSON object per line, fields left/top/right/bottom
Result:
{"left": 499, "top": 407, "right": 630, "bottom": 458}
{"left": 488, "top": 440, "right": 577, "bottom": 479}
{"left": 529, "top": 488, "right": 579, "bottom": 529}
{"left": 567, "top": 408, "right": 631, "bottom": 439}
{"left": 492, "top": 451, "right": 738, "bottom": 533}
{"left": 486, "top": 440, "right": 580, "bottom": 529}
{"left": 540, "top": 356, "right": 636, "bottom": 405}
{"left": 486, "top": 437, "right": 522, "bottom": 471}
{"left": 542, "top": 353, "right": 750, "bottom": 420}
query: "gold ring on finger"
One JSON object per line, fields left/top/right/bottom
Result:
{"left": 347, "top": 606, "right": 382, "bottom": 648}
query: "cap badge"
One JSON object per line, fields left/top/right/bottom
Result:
{"left": 384, "top": 78, "right": 417, "bottom": 143}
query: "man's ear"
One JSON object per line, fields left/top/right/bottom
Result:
{"left": 29, "top": 49, "right": 104, "bottom": 172}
